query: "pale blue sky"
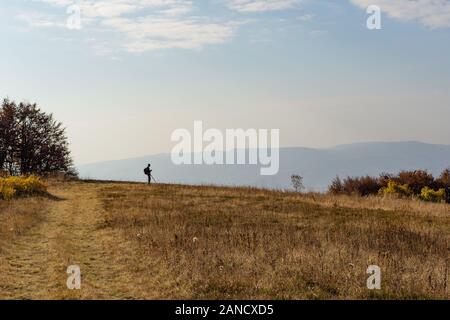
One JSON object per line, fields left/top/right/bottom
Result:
{"left": 1, "top": 0, "right": 450, "bottom": 164}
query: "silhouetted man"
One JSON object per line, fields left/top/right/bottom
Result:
{"left": 144, "top": 164, "right": 152, "bottom": 184}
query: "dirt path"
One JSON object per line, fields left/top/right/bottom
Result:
{"left": 0, "top": 183, "right": 149, "bottom": 299}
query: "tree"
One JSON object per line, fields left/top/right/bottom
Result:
{"left": 0, "top": 100, "right": 18, "bottom": 173}
{"left": 0, "top": 99, "right": 77, "bottom": 177}
{"left": 395, "top": 170, "right": 435, "bottom": 194}
{"left": 291, "top": 174, "right": 305, "bottom": 192}
{"left": 437, "top": 168, "right": 450, "bottom": 204}
{"left": 437, "top": 168, "right": 450, "bottom": 187}
{"left": 328, "top": 176, "right": 343, "bottom": 194}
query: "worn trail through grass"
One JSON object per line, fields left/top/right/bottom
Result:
{"left": 0, "top": 183, "right": 151, "bottom": 299}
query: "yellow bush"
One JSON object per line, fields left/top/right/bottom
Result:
{"left": 0, "top": 176, "right": 47, "bottom": 200}
{"left": 420, "top": 187, "right": 446, "bottom": 203}
{"left": 0, "top": 182, "right": 16, "bottom": 200}
{"left": 380, "top": 180, "right": 413, "bottom": 198}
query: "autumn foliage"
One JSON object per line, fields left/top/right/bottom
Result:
{"left": 0, "top": 99, "right": 76, "bottom": 177}
{"left": 329, "top": 169, "right": 450, "bottom": 203}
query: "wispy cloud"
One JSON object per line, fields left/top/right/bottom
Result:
{"left": 22, "top": 0, "right": 239, "bottom": 53}
{"left": 16, "top": 11, "right": 66, "bottom": 28}
{"left": 350, "top": 0, "right": 450, "bottom": 28}
{"left": 102, "top": 17, "right": 237, "bottom": 52}
{"left": 35, "top": 0, "right": 193, "bottom": 18}
{"left": 226, "top": 0, "right": 300, "bottom": 13}
{"left": 297, "top": 13, "right": 313, "bottom": 21}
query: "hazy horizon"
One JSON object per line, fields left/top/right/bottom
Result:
{"left": 76, "top": 141, "right": 450, "bottom": 191}
{"left": 76, "top": 140, "right": 450, "bottom": 166}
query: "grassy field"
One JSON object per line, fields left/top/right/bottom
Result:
{"left": 0, "top": 181, "right": 449, "bottom": 299}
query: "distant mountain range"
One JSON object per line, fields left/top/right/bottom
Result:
{"left": 77, "top": 141, "right": 450, "bottom": 191}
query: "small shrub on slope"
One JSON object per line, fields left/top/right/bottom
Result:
{"left": 419, "top": 187, "right": 446, "bottom": 203}
{"left": 380, "top": 181, "right": 413, "bottom": 198}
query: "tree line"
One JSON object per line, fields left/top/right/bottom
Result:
{"left": 0, "top": 99, "right": 76, "bottom": 177}
{"left": 329, "top": 169, "right": 450, "bottom": 203}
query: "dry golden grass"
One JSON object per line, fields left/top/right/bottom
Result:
{"left": 0, "top": 198, "right": 49, "bottom": 247}
{"left": 299, "top": 192, "right": 450, "bottom": 218}
{"left": 0, "top": 181, "right": 448, "bottom": 300}
{"left": 98, "top": 183, "right": 450, "bottom": 300}
{"left": 0, "top": 197, "right": 52, "bottom": 298}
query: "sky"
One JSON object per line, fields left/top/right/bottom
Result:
{"left": 1, "top": 0, "right": 450, "bottom": 165}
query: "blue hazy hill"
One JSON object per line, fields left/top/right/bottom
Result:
{"left": 77, "top": 141, "right": 450, "bottom": 191}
